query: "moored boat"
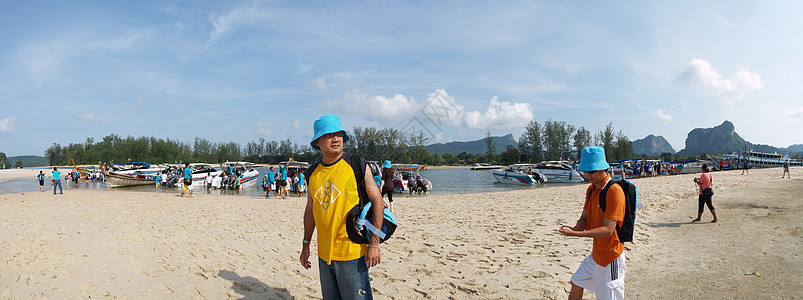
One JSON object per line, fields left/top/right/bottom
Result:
{"left": 470, "top": 163, "right": 504, "bottom": 170}
{"left": 492, "top": 165, "right": 547, "bottom": 185}
{"left": 531, "top": 161, "right": 586, "bottom": 183}
{"left": 389, "top": 164, "right": 432, "bottom": 194}
{"left": 212, "top": 162, "right": 260, "bottom": 189}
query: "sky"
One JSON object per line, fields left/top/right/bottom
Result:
{"left": 1, "top": 1, "right": 802, "bottom": 157}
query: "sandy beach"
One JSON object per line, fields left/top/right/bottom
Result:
{"left": 0, "top": 167, "right": 800, "bottom": 299}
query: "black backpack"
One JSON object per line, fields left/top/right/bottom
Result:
{"left": 596, "top": 179, "right": 639, "bottom": 243}
{"left": 344, "top": 154, "right": 397, "bottom": 244}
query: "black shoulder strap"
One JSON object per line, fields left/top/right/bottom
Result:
{"left": 599, "top": 180, "right": 616, "bottom": 212}
{"left": 348, "top": 154, "right": 369, "bottom": 206}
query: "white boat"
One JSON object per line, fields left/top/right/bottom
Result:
{"left": 105, "top": 162, "right": 166, "bottom": 188}
{"left": 279, "top": 161, "right": 310, "bottom": 193}
{"left": 492, "top": 165, "right": 547, "bottom": 185}
{"left": 531, "top": 161, "right": 586, "bottom": 183}
{"left": 389, "top": 164, "right": 432, "bottom": 194}
{"left": 724, "top": 150, "right": 802, "bottom": 169}
{"left": 212, "top": 162, "right": 260, "bottom": 189}
{"left": 470, "top": 163, "right": 504, "bottom": 170}
{"left": 174, "top": 163, "right": 223, "bottom": 188}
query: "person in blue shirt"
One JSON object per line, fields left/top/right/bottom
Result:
{"left": 298, "top": 171, "right": 306, "bottom": 197}
{"left": 51, "top": 167, "right": 63, "bottom": 195}
{"left": 38, "top": 171, "right": 45, "bottom": 192}
{"left": 181, "top": 163, "right": 193, "bottom": 198}
{"left": 266, "top": 166, "right": 276, "bottom": 198}
{"left": 280, "top": 158, "right": 291, "bottom": 199}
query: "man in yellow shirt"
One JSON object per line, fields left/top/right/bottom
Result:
{"left": 300, "top": 114, "right": 384, "bottom": 300}
{"left": 560, "top": 146, "right": 626, "bottom": 300}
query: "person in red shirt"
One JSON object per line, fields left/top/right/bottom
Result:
{"left": 560, "top": 146, "right": 626, "bottom": 300}
{"left": 693, "top": 164, "right": 717, "bottom": 222}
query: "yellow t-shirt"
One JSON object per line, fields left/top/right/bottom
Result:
{"left": 305, "top": 153, "right": 366, "bottom": 264}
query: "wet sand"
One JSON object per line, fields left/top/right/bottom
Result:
{"left": 0, "top": 167, "right": 799, "bottom": 299}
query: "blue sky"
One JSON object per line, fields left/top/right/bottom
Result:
{"left": 1, "top": 1, "right": 801, "bottom": 156}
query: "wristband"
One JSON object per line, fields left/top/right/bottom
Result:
{"left": 302, "top": 239, "right": 310, "bottom": 244}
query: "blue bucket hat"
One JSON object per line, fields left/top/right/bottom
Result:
{"left": 310, "top": 114, "right": 350, "bottom": 150}
{"left": 577, "top": 146, "right": 610, "bottom": 171}
{"left": 383, "top": 160, "right": 391, "bottom": 168}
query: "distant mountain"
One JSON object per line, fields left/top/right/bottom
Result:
{"left": 427, "top": 133, "right": 518, "bottom": 155}
{"left": 632, "top": 135, "right": 676, "bottom": 156}
{"left": 785, "top": 144, "right": 803, "bottom": 153}
{"left": 7, "top": 155, "right": 49, "bottom": 167}
{"left": 675, "top": 120, "right": 791, "bottom": 156}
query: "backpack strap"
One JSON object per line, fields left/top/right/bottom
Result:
{"left": 598, "top": 179, "right": 616, "bottom": 212}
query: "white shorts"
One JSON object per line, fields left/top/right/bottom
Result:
{"left": 299, "top": 185, "right": 306, "bottom": 192}
{"left": 571, "top": 252, "right": 625, "bottom": 300}
{"left": 186, "top": 182, "right": 193, "bottom": 190}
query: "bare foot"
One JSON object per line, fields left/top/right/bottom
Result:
{"left": 691, "top": 218, "right": 701, "bottom": 222}
{"left": 711, "top": 219, "right": 717, "bottom": 223}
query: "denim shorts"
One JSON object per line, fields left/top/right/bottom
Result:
{"left": 318, "top": 256, "right": 372, "bottom": 300}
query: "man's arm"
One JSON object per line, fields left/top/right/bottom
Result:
{"left": 559, "top": 209, "right": 588, "bottom": 235}
{"left": 560, "top": 218, "right": 617, "bottom": 239}
{"left": 299, "top": 191, "right": 316, "bottom": 269}
{"left": 364, "top": 164, "right": 383, "bottom": 268}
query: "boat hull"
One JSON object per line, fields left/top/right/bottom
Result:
{"left": 532, "top": 168, "right": 585, "bottom": 183}
{"left": 106, "top": 172, "right": 157, "bottom": 188}
{"left": 492, "top": 170, "right": 535, "bottom": 185}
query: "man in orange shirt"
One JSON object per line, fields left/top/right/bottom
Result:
{"left": 560, "top": 146, "right": 626, "bottom": 300}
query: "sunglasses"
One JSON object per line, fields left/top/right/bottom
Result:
{"left": 584, "top": 170, "right": 602, "bottom": 175}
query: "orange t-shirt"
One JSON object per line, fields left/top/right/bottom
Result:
{"left": 583, "top": 176, "right": 626, "bottom": 267}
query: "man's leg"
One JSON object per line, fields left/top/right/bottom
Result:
{"left": 568, "top": 282, "right": 584, "bottom": 300}
{"left": 318, "top": 258, "right": 342, "bottom": 300}
{"left": 331, "top": 256, "right": 372, "bottom": 300}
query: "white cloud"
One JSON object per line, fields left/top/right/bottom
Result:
{"left": 786, "top": 107, "right": 803, "bottom": 120}
{"left": 421, "top": 89, "right": 464, "bottom": 127}
{"left": 292, "top": 120, "right": 301, "bottom": 129}
{"left": 207, "top": 4, "right": 271, "bottom": 47}
{"left": 255, "top": 122, "right": 272, "bottom": 137}
{"left": 332, "top": 86, "right": 420, "bottom": 124}
{"left": 0, "top": 116, "right": 17, "bottom": 133}
{"left": 653, "top": 109, "right": 672, "bottom": 122}
{"left": 680, "top": 58, "right": 765, "bottom": 106}
{"left": 297, "top": 64, "right": 314, "bottom": 74}
{"left": 308, "top": 77, "right": 327, "bottom": 91}
{"left": 79, "top": 113, "right": 102, "bottom": 121}
{"left": 464, "top": 96, "right": 533, "bottom": 130}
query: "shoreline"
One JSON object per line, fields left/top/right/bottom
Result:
{"left": 0, "top": 168, "right": 800, "bottom": 298}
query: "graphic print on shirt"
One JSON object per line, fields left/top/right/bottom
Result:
{"left": 314, "top": 179, "right": 341, "bottom": 210}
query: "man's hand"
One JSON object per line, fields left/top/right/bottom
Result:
{"left": 559, "top": 225, "right": 578, "bottom": 236}
{"left": 299, "top": 245, "right": 311, "bottom": 269}
{"left": 366, "top": 246, "right": 381, "bottom": 268}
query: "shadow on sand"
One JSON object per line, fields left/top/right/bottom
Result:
{"left": 643, "top": 220, "right": 709, "bottom": 228}
{"left": 218, "top": 270, "right": 295, "bottom": 300}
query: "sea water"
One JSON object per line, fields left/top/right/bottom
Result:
{"left": 0, "top": 167, "right": 574, "bottom": 196}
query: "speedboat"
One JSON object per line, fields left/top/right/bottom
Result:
{"left": 531, "top": 161, "right": 586, "bottom": 183}
{"left": 105, "top": 162, "right": 166, "bottom": 188}
{"left": 279, "top": 161, "right": 310, "bottom": 193}
{"left": 389, "top": 164, "right": 432, "bottom": 194}
{"left": 470, "top": 163, "right": 503, "bottom": 170}
{"left": 170, "top": 163, "right": 223, "bottom": 188}
{"left": 492, "top": 165, "right": 547, "bottom": 185}
{"left": 212, "top": 162, "right": 260, "bottom": 189}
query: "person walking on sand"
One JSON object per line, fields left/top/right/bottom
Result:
{"left": 559, "top": 146, "right": 626, "bottom": 300}
{"left": 381, "top": 160, "right": 396, "bottom": 213}
{"left": 693, "top": 164, "right": 718, "bottom": 223}
{"left": 782, "top": 159, "right": 790, "bottom": 179}
{"left": 298, "top": 171, "right": 306, "bottom": 197}
{"left": 181, "top": 163, "right": 193, "bottom": 198}
{"left": 280, "top": 158, "right": 293, "bottom": 199}
{"left": 51, "top": 167, "right": 63, "bottom": 195}
{"left": 742, "top": 154, "right": 750, "bottom": 175}
{"left": 37, "top": 171, "right": 45, "bottom": 192}
{"left": 300, "top": 114, "right": 385, "bottom": 300}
